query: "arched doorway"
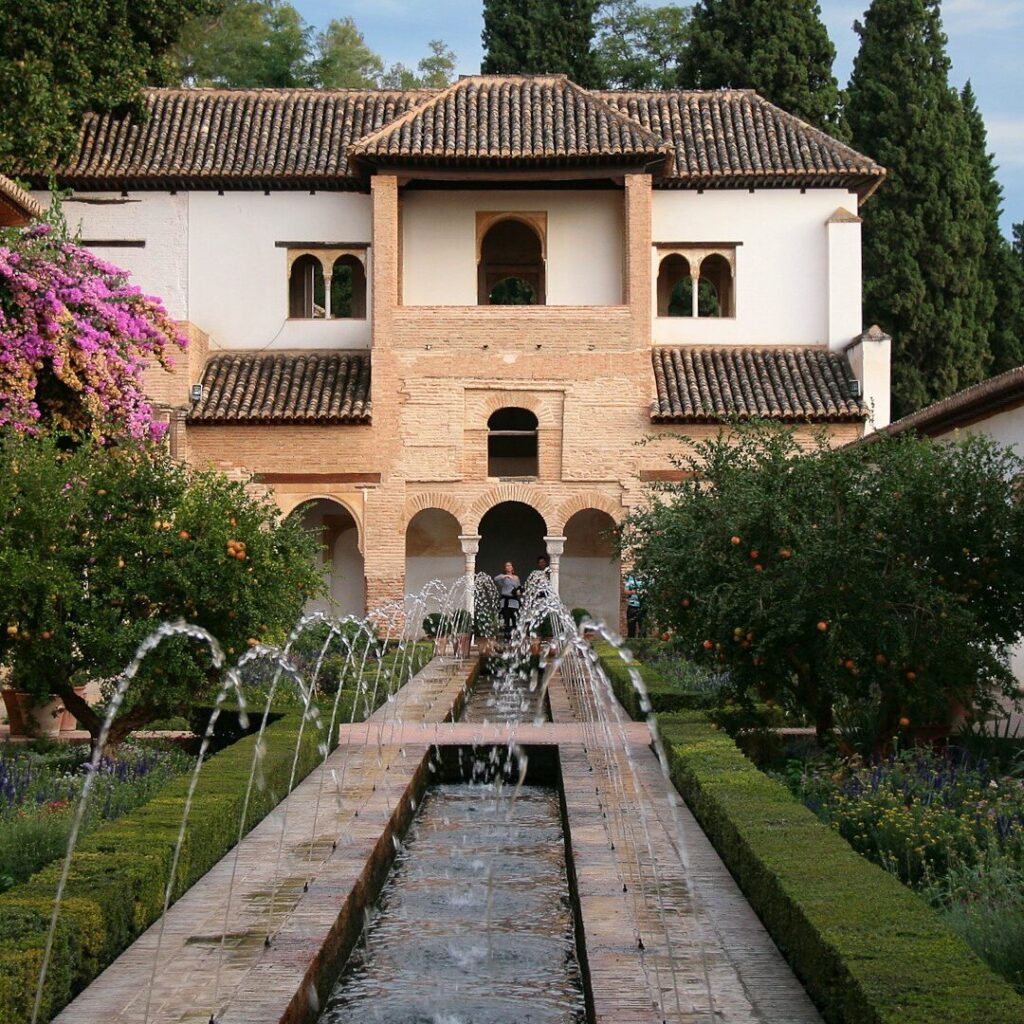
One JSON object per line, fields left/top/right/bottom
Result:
{"left": 405, "top": 508, "right": 463, "bottom": 606}
{"left": 478, "top": 501, "right": 547, "bottom": 583}
{"left": 290, "top": 499, "right": 364, "bottom": 617}
{"left": 561, "top": 508, "right": 620, "bottom": 627}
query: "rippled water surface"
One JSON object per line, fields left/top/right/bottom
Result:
{"left": 321, "top": 783, "right": 585, "bottom": 1024}
{"left": 459, "top": 669, "right": 547, "bottom": 724}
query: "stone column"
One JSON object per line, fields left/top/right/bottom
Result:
{"left": 459, "top": 534, "right": 481, "bottom": 616}
{"left": 690, "top": 262, "right": 701, "bottom": 319}
{"left": 543, "top": 535, "right": 567, "bottom": 598}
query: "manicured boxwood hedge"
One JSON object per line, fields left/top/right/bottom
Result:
{"left": 594, "top": 644, "right": 1024, "bottom": 1024}
{"left": 596, "top": 641, "right": 708, "bottom": 716}
{"left": 0, "top": 710, "right": 328, "bottom": 1024}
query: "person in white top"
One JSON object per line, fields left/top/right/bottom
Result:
{"left": 494, "top": 561, "right": 521, "bottom": 639}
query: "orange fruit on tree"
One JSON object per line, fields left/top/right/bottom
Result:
{"left": 816, "top": 621, "right": 828, "bottom": 632}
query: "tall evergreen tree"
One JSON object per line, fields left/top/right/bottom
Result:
{"left": 962, "top": 82, "right": 1024, "bottom": 373}
{"left": 677, "top": 0, "right": 846, "bottom": 136}
{"left": 481, "top": 0, "right": 601, "bottom": 86}
{"left": 847, "top": 0, "right": 993, "bottom": 415}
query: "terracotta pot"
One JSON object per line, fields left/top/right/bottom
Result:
{"left": 453, "top": 634, "right": 471, "bottom": 658}
{"left": 529, "top": 637, "right": 542, "bottom": 657}
{"left": 3, "top": 689, "right": 70, "bottom": 738}
{"left": 478, "top": 637, "right": 497, "bottom": 656}
{"left": 60, "top": 686, "right": 90, "bottom": 732}
{"left": 1, "top": 688, "right": 29, "bottom": 735}
{"left": 434, "top": 635, "right": 450, "bottom": 656}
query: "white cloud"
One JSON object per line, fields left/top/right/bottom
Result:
{"left": 987, "top": 116, "right": 1024, "bottom": 167}
{"left": 944, "top": 0, "right": 1023, "bottom": 32}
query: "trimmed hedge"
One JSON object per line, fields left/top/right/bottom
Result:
{"left": 594, "top": 644, "right": 1024, "bottom": 1024}
{"left": 596, "top": 640, "right": 707, "bottom": 716}
{"left": 0, "top": 710, "right": 328, "bottom": 1024}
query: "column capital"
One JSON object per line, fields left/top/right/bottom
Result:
{"left": 458, "top": 533, "right": 481, "bottom": 556}
{"left": 543, "top": 535, "right": 567, "bottom": 558}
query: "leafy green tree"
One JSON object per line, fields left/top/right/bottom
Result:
{"left": 620, "top": 425, "right": 1024, "bottom": 751}
{"left": 379, "top": 41, "right": 459, "bottom": 90}
{"left": 847, "top": 0, "right": 995, "bottom": 415}
{"left": 312, "top": 17, "right": 385, "bottom": 89}
{"left": 0, "top": 435, "right": 323, "bottom": 749}
{"left": 593, "top": 0, "right": 690, "bottom": 90}
{"left": 481, "top": 0, "right": 601, "bottom": 87}
{"left": 962, "top": 82, "right": 1024, "bottom": 374}
{"left": 677, "top": 0, "right": 846, "bottom": 136}
{"left": 0, "top": 0, "right": 218, "bottom": 171}
{"left": 174, "top": 0, "right": 311, "bottom": 87}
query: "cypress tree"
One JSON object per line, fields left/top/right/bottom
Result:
{"left": 962, "top": 82, "right": 1024, "bottom": 373}
{"left": 481, "top": 0, "right": 600, "bottom": 86}
{"left": 677, "top": 0, "right": 846, "bottom": 137}
{"left": 847, "top": 0, "right": 993, "bottom": 415}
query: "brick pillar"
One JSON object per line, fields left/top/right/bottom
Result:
{"left": 623, "top": 173, "right": 652, "bottom": 349}
{"left": 364, "top": 174, "right": 406, "bottom": 616}
{"left": 371, "top": 175, "right": 399, "bottom": 336}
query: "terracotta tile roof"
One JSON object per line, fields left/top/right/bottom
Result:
{"left": 50, "top": 89, "right": 427, "bottom": 189}
{"left": 651, "top": 346, "right": 867, "bottom": 423}
{"left": 24, "top": 78, "right": 883, "bottom": 195}
{"left": 189, "top": 351, "right": 371, "bottom": 424}
{"left": 350, "top": 76, "right": 672, "bottom": 168}
{"left": 601, "top": 91, "right": 884, "bottom": 196}
{"left": 881, "top": 364, "right": 1024, "bottom": 438}
{"left": 0, "top": 173, "right": 44, "bottom": 222}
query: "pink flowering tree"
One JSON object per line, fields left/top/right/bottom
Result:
{"left": 0, "top": 219, "right": 185, "bottom": 441}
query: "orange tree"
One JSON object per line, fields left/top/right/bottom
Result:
{"left": 620, "top": 425, "right": 1024, "bottom": 750}
{"left": 0, "top": 433, "right": 322, "bottom": 748}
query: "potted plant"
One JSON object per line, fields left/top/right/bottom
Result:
{"left": 1, "top": 687, "right": 63, "bottom": 738}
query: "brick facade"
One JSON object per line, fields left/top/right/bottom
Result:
{"left": 146, "top": 172, "right": 866, "bottom": 615}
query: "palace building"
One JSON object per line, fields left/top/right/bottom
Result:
{"left": 29, "top": 75, "right": 889, "bottom": 626}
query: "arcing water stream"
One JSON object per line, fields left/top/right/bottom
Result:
{"left": 32, "top": 572, "right": 822, "bottom": 1024}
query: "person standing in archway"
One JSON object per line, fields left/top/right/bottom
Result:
{"left": 495, "top": 561, "right": 521, "bottom": 639}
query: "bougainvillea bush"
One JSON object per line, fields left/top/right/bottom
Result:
{"left": 620, "top": 424, "right": 1024, "bottom": 751}
{"left": 0, "top": 217, "right": 184, "bottom": 440}
{"left": 0, "top": 433, "right": 324, "bottom": 748}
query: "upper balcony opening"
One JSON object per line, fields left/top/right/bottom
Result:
{"left": 478, "top": 218, "right": 546, "bottom": 305}
{"left": 488, "top": 407, "right": 539, "bottom": 477}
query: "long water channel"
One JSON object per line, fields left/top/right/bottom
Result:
{"left": 320, "top": 663, "right": 587, "bottom": 1023}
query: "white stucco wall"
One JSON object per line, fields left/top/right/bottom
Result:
{"left": 560, "top": 556, "right": 621, "bottom": 630}
{"left": 401, "top": 190, "right": 625, "bottom": 305}
{"left": 38, "top": 190, "right": 374, "bottom": 350}
{"left": 651, "top": 188, "right": 862, "bottom": 347}
{"left": 846, "top": 330, "right": 892, "bottom": 431}
{"left": 39, "top": 192, "right": 191, "bottom": 320}
{"left": 827, "top": 216, "right": 862, "bottom": 349}
{"left": 188, "top": 192, "right": 372, "bottom": 350}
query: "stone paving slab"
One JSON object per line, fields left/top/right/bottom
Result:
{"left": 549, "top": 660, "right": 822, "bottom": 1024}
{"left": 337, "top": 719, "right": 652, "bottom": 747}
{"left": 52, "top": 657, "right": 474, "bottom": 1024}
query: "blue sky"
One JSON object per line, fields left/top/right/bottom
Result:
{"left": 294, "top": 0, "right": 1023, "bottom": 234}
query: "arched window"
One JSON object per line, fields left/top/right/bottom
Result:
{"left": 330, "top": 255, "right": 367, "bottom": 319}
{"left": 478, "top": 219, "right": 545, "bottom": 305}
{"left": 487, "top": 407, "right": 538, "bottom": 477}
{"left": 657, "top": 254, "right": 691, "bottom": 317}
{"left": 699, "top": 253, "right": 732, "bottom": 317}
{"left": 289, "top": 254, "right": 325, "bottom": 318}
